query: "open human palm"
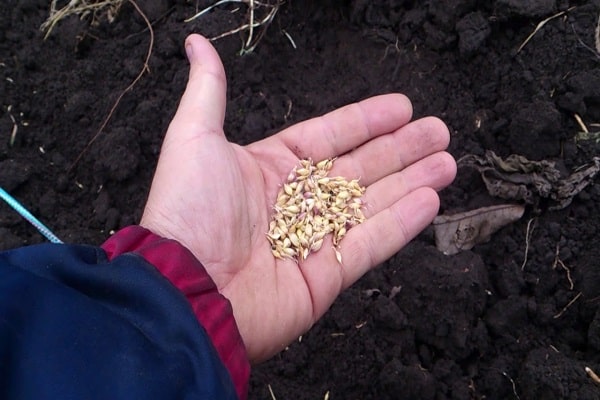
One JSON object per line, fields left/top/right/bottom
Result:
{"left": 140, "top": 34, "right": 456, "bottom": 363}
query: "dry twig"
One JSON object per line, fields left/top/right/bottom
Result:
{"left": 553, "top": 244, "right": 574, "bottom": 290}
{"left": 41, "top": 0, "right": 155, "bottom": 170}
{"left": 595, "top": 12, "right": 600, "bottom": 53}
{"left": 521, "top": 218, "right": 536, "bottom": 271}
{"left": 553, "top": 291, "right": 582, "bottom": 319}
{"left": 42, "top": 0, "right": 125, "bottom": 39}
{"left": 501, "top": 371, "right": 521, "bottom": 400}
{"left": 516, "top": 7, "right": 576, "bottom": 54}
{"left": 69, "top": 0, "right": 154, "bottom": 170}
{"left": 6, "top": 105, "right": 18, "bottom": 147}
{"left": 267, "top": 384, "right": 277, "bottom": 400}
{"left": 185, "top": 0, "right": 282, "bottom": 54}
{"left": 586, "top": 366, "right": 600, "bottom": 385}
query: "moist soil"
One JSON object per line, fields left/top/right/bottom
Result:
{"left": 2, "top": 0, "right": 600, "bottom": 399}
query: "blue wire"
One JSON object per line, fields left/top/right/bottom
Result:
{"left": 0, "top": 186, "right": 63, "bottom": 244}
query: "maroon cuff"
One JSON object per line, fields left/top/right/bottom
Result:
{"left": 101, "top": 226, "right": 250, "bottom": 400}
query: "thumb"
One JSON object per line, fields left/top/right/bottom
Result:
{"left": 167, "top": 34, "right": 227, "bottom": 140}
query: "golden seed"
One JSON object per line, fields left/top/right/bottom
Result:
{"left": 337, "top": 190, "right": 350, "bottom": 200}
{"left": 305, "top": 223, "right": 313, "bottom": 237}
{"left": 316, "top": 194, "right": 329, "bottom": 202}
{"left": 286, "top": 205, "right": 300, "bottom": 214}
{"left": 296, "top": 168, "right": 310, "bottom": 176}
{"left": 302, "top": 248, "right": 309, "bottom": 260}
{"left": 300, "top": 235, "right": 310, "bottom": 248}
{"left": 316, "top": 159, "right": 329, "bottom": 170}
{"left": 285, "top": 196, "right": 296, "bottom": 205}
{"left": 283, "top": 247, "right": 296, "bottom": 257}
{"left": 289, "top": 232, "right": 300, "bottom": 247}
{"left": 267, "top": 232, "right": 280, "bottom": 242}
{"left": 314, "top": 230, "right": 327, "bottom": 241}
{"left": 311, "top": 238, "right": 324, "bottom": 252}
{"left": 334, "top": 248, "right": 343, "bottom": 264}
{"left": 277, "top": 217, "right": 286, "bottom": 227}
{"left": 276, "top": 196, "right": 288, "bottom": 207}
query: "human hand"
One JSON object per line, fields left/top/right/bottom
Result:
{"left": 140, "top": 34, "right": 456, "bottom": 363}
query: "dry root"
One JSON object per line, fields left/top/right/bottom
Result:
{"left": 41, "top": 0, "right": 125, "bottom": 38}
{"left": 186, "top": 0, "right": 282, "bottom": 54}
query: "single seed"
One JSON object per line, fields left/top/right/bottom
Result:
{"left": 302, "top": 248, "right": 310, "bottom": 260}
{"left": 268, "top": 232, "right": 280, "bottom": 241}
{"left": 286, "top": 205, "right": 300, "bottom": 214}
{"left": 316, "top": 159, "right": 329, "bottom": 170}
{"left": 337, "top": 190, "right": 350, "bottom": 200}
{"left": 277, "top": 225, "right": 288, "bottom": 237}
{"left": 305, "top": 223, "right": 313, "bottom": 237}
{"left": 314, "top": 230, "right": 328, "bottom": 242}
{"left": 289, "top": 232, "right": 300, "bottom": 247}
{"left": 283, "top": 247, "right": 296, "bottom": 257}
{"left": 334, "top": 248, "right": 343, "bottom": 264}
{"left": 276, "top": 195, "right": 288, "bottom": 207}
{"left": 294, "top": 181, "right": 304, "bottom": 195}
{"left": 311, "top": 238, "right": 324, "bottom": 252}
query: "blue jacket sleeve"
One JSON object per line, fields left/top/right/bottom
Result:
{"left": 0, "top": 242, "right": 239, "bottom": 399}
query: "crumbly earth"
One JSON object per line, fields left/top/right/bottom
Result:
{"left": 1, "top": 1, "right": 600, "bottom": 399}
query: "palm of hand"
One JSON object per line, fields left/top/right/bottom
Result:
{"left": 141, "top": 35, "right": 456, "bottom": 363}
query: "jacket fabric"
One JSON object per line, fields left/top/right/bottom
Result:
{"left": 0, "top": 226, "right": 250, "bottom": 399}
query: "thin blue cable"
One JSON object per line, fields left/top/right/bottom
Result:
{"left": 0, "top": 186, "right": 63, "bottom": 244}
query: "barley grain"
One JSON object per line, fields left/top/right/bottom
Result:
{"left": 267, "top": 158, "right": 366, "bottom": 264}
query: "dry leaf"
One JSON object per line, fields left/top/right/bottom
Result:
{"left": 459, "top": 151, "right": 600, "bottom": 210}
{"left": 433, "top": 204, "right": 525, "bottom": 255}
{"left": 595, "top": 12, "right": 600, "bottom": 54}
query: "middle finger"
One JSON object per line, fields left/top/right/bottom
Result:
{"left": 330, "top": 116, "right": 450, "bottom": 186}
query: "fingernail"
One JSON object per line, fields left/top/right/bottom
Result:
{"left": 185, "top": 43, "right": 194, "bottom": 62}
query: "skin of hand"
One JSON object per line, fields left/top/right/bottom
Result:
{"left": 140, "top": 34, "right": 457, "bottom": 363}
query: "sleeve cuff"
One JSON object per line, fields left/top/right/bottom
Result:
{"left": 101, "top": 225, "right": 250, "bottom": 400}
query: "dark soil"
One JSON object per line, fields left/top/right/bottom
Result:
{"left": 2, "top": 0, "right": 600, "bottom": 398}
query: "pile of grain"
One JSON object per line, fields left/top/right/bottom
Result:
{"left": 267, "top": 158, "right": 366, "bottom": 264}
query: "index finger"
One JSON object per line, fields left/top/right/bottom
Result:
{"left": 273, "top": 94, "right": 413, "bottom": 161}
